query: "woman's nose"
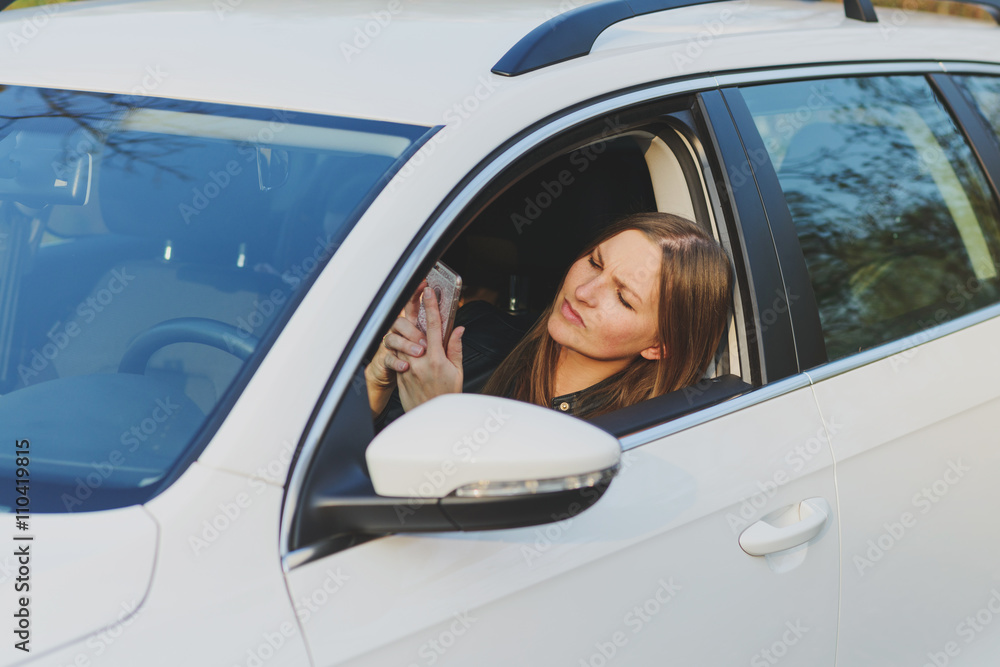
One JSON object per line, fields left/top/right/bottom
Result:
{"left": 575, "top": 276, "right": 601, "bottom": 306}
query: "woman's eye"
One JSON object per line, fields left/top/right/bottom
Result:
{"left": 589, "top": 256, "right": 632, "bottom": 310}
{"left": 618, "top": 290, "right": 633, "bottom": 311}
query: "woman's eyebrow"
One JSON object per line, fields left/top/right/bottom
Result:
{"left": 597, "top": 246, "right": 643, "bottom": 305}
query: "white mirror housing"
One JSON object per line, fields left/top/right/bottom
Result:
{"left": 366, "top": 393, "right": 621, "bottom": 499}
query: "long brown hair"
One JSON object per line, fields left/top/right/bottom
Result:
{"left": 481, "top": 212, "right": 733, "bottom": 419}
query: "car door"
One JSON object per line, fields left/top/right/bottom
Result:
{"left": 735, "top": 64, "right": 1000, "bottom": 665}
{"left": 281, "top": 82, "right": 841, "bottom": 666}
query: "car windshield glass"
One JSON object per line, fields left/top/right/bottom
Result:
{"left": 0, "top": 86, "right": 431, "bottom": 513}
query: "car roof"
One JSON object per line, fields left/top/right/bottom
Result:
{"left": 1, "top": 0, "right": 998, "bottom": 128}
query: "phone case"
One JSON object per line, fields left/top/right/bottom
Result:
{"left": 417, "top": 260, "right": 463, "bottom": 344}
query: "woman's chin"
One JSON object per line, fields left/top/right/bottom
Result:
{"left": 547, "top": 314, "right": 585, "bottom": 352}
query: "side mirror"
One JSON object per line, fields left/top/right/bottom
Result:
{"left": 307, "top": 394, "right": 621, "bottom": 540}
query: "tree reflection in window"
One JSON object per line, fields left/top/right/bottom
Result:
{"left": 743, "top": 76, "right": 1000, "bottom": 360}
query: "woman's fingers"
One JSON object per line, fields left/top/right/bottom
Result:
{"left": 383, "top": 318, "right": 426, "bottom": 358}
{"left": 393, "top": 317, "right": 426, "bottom": 348}
{"left": 385, "top": 351, "right": 408, "bottom": 372}
{"left": 402, "top": 279, "right": 428, "bottom": 322}
{"left": 383, "top": 332, "right": 425, "bottom": 358}
{"left": 446, "top": 326, "right": 464, "bottom": 368}
{"left": 422, "top": 286, "right": 443, "bottom": 346}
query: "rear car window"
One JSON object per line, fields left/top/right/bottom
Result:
{"left": 742, "top": 76, "right": 1000, "bottom": 360}
{"left": 0, "top": 85, "right": 430, "bottom": 512}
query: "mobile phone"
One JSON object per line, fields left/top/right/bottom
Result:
{"left": 416, "top": 260, "right": 463, "bottom": 345}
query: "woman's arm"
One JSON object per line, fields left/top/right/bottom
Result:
{"left": 364, "top": 280, "right": 429, "bottom": 419}
{"left": 365, "top": 360, "right": 397, "bottom": 419}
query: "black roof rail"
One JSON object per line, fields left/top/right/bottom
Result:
{"left": 492, "top": 0, "right": 999, "bottom": 77}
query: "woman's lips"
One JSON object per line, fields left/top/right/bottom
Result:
{"left": 561, "top": 298, "right": 584, "bottom": 327}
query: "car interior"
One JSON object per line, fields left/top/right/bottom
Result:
{"left": 368, "top": 117, "right": 751, "bottom": 438}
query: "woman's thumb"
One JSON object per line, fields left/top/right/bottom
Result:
{"left": 447, "top": 326, "right": 465, "bottom": 365}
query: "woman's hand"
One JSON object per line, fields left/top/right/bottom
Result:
{"left": 365, "top": 280, "right": 428, "bottom": 416}
{"left": 396, "top": 286, "right": 465, "bottom": 412}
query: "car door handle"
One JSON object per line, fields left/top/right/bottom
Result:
{"left": 738, "top": 498, "right": 829, "bottom": 556}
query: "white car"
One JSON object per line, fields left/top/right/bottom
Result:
{"left": 2, "top": 0, "right": 1000, "bottom": 664}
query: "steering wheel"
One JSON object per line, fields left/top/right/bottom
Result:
{"left": 118, "top": 317, "right": 259, "bottom": 374}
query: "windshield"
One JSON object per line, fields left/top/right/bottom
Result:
{"left": 0, "top": 85, "right": 432, "bottom": 512}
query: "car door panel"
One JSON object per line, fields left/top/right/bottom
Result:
{"left": 810, "top": 315, "right": 1000, "bottom": 665}
{"left": 285, "top": 381, "right": 839, "bottom": 666}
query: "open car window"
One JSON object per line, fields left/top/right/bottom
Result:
{"left": 287, "top": 95, "right": 763, "bottom": 558}
{"left": 371, "top": 112, "right": 750, "bottom": 437}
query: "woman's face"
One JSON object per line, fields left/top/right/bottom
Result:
{"left": 547, "top": 229, "right": 664, "bottom": 362}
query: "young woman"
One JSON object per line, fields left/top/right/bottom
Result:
{"left": 366, "top": 212, "right": 733, "bottom": 422}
